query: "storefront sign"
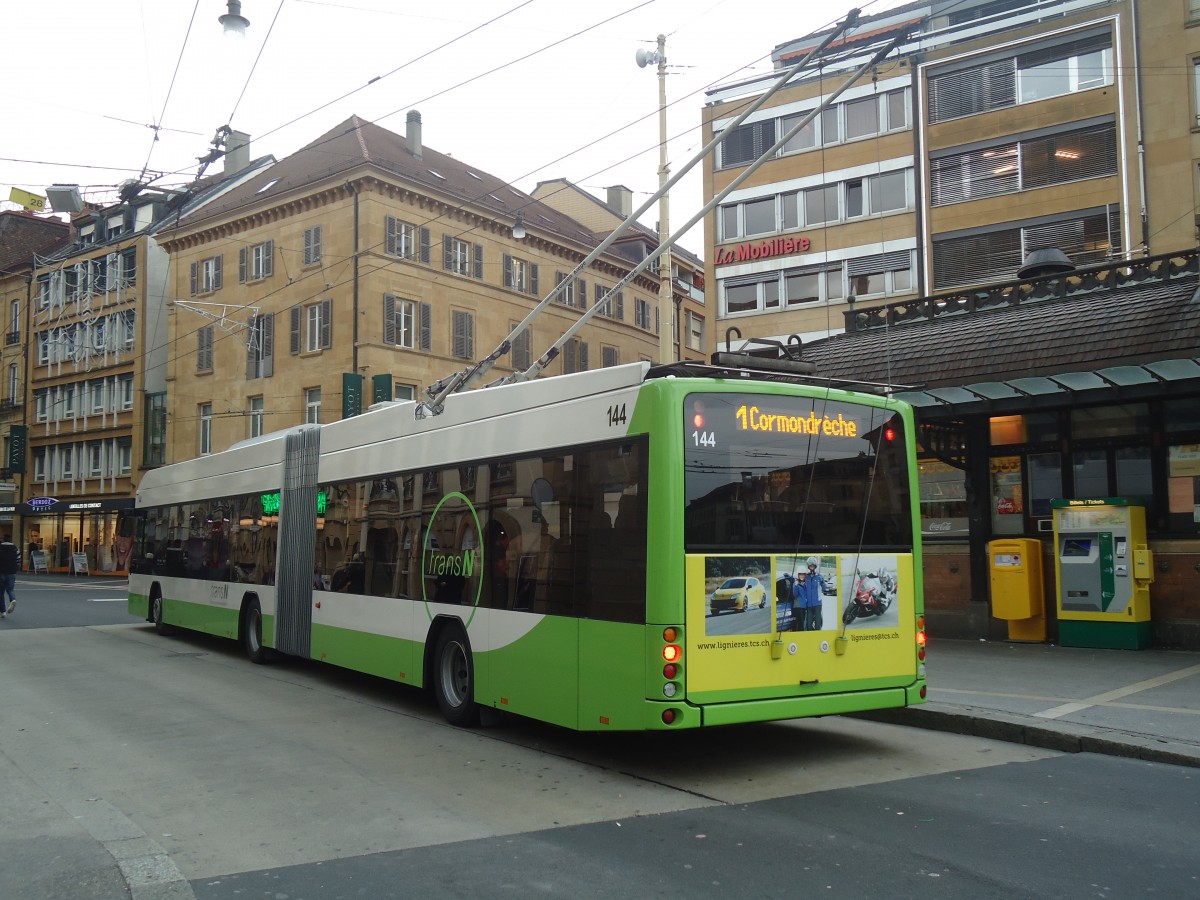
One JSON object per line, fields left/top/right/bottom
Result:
{"left": 714, "top": 235, "right": 811, "bottom": 266}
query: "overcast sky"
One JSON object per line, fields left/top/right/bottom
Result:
{"left": 3, "top": 0, "right": 909, "bottom": 251}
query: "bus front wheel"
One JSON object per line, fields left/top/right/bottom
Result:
{"left": 433, "top": 629, "right": 480, "bottom": 727}
{"left": 242, "top": 599, "right": 267, "bottom": 665}
{"left": 151, "top": 591, "right": 171, "bottom": 635}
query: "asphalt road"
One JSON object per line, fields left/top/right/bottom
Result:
{"left": 3, "top": 579, "right": 1197, "bottom": 899}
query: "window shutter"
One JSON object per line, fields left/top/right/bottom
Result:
{"left": 290, "top": 306, "right": 301, "bottom": 354}
{"left": 320, "top": 298, "right": 332, "bottom": 348}
{"left": 213, "top": 255, "right": 223, "bottom": 290}
{"left": 847, "top": 251, "right": 911, "bottom": 276}
{"left": 262, "top": 313, "right": 274, "bottom": 377}
{"left": 419, "top": 303, "right": 431, "bottom": 351}
{"left": 563, "top": 339, "right": 577, "bottom": 374}
{"left": 530, "top": 264, "right": 538, "bottom": 295}
{"left": 616, "top": 291, "right": 624, "bottom": 321}
{"left": 384, "top": 294, "right": 396, "bottom": 344}
{"left": 190, "top": 262, "right": 198, "bottom": 296}
{"left": 420, "top": 227, "right": 431, "bottom": 264}
{"left": 239, "top": 247, "right": 248, "bottom": 283}
{"left": 198, "top": 327, "right": 212, "bottom": 371}
{"left": 473, "top": 243, "right": 483, "bottom": 279}
{"left": 580, "top": 341, "right": 589, "bottom": 371}
{"left": 443, "top": 235, "right": 453, "bottom": 271}
{"left": 246, "top": 317, "right": 255, "bottom": 379}
{"left": 264, "top": 240, "right": 274, "bottom": 277}
{"left": 386, "top": 217, "right": 397, "bottom": 256}
{"left": 578, "top": 279, "right": 587, "bottom": 308}
{"left": 503, "top": 254, "right": 513, "bottom": 288}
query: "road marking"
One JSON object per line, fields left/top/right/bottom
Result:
{"left": 1033, "top": 663, "right": 1200, "bottom": 719}
{"left": 86, "top": 598, "right": 129, "bottom": 602}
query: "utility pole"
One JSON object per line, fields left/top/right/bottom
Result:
{"left": 654, "top": 34, "right": 673, "bottom": 363}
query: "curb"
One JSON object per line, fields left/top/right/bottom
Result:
{"left": 851, "top": 705, "right": 1200, "bottom": 770}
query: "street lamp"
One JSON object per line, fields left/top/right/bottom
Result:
{"left": 636, "top": 34, "right": 673, "bottom": 363}
{"left": 219, "top": 0, "right": 250, "bottom": 39}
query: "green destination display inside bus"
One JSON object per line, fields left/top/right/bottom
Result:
{"left": 259, "top": 489, "right": 327, "bottom": 517}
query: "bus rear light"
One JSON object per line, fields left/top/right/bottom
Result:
{"left": 663, "top": 682, "right": 679, "bottom": 698}
{"left": 917, "top": 616, "right": 925, "bottom": 630}
{"left": 662, "top": 708, "right": 678, "bottom": 725}
{"left": 918, "top": 647, "right": 926, "bottom": 661}
{"left": 920, "top": 684, "right": 927, "bottom": 699}
{"left": 663, "top": 644, "right": 681, "bottom": 663}
{"left": 663, "top": 626, "right": 678, "bottom": 643}
{"left": 663, "top": 662, "right": 679, "bottom": 679}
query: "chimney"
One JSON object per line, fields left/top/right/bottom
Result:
{"left": 406, "top": 110, "right": 422, "bottom": 160}
{"left": 607, "top": 185, "right": 633, "bottom": 217}
{"left": 224, "top": 130, "right": 250, "bottom": 176}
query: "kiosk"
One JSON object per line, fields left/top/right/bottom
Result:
{"left": 1052, "top": 498, "right": 1153, "bottom": 649}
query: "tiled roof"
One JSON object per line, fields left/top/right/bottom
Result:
{"left": 801, "top": 253, "right": 1200, "bottom": 389}
{"left": 170, "top": 116, "right": 600, "bottom": 248}
{"left": 0, "top": 211, "right": 71, "bottom": 273}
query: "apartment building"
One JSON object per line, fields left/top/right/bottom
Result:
{"left": 531, "top": 179, "right": 708, "bottom": 361}
{"left": 18, "top": 153, "right": 271, "bottom": 572}
{"left": 156, "top": 113, "right": 666, "bottom": 463}
{"left": 0, "top": 211, "right": 71, "bottom": 544}
{"left": 703, "top": 0, "right": 1196, "bottom": 344}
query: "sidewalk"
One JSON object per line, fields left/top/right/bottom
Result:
{"left": 858, "top": 638, "right": 1200, "bottom": 768}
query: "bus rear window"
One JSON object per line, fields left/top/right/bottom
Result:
{"left": 683, "top": 392, "right": 913, "bottom": 551}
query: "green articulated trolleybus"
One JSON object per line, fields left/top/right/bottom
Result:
{"left": 127, "top": 360, "right": 927, "bottom": 730}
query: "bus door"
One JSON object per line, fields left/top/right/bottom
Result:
{"left": 275, "top": 426, "right": 321, "bottom": 658}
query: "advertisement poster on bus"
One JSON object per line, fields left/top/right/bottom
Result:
{"left": 688, "top": 552, "right": 914, "bottom": 694}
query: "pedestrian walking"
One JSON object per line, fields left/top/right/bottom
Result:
{"left": 0, "top": 533, "right": 20, "bottom": 618}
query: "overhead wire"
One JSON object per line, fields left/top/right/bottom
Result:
{"left": 140, "top": 0, "right": 202, "bottom": 182}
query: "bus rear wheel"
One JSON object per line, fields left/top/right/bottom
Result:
{"left": 242, "top": 599, "right": 267, "bottom": 665}
{"left": 433, "top": 629, "right": 480, "bottom": 727}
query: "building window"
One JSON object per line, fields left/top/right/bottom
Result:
{"left": 90, "top": 381, "right": 105, "bottom": 413}
{"left": 303, "top": 226, "right": 322, "bottom": 266}
{"left": 932, "top": 207, "right": 1121, "bottom": 289}
{"left": 503, "top": 254, "right": 538, "bottom": 294}
{"left": 8, "top": 299, "right": 18, "bottom": 345}
{"left": 720, "top": 119, "right": 776, "bottom": 167}
{"left": 249, "top": 396, "right": 264, "bottom": 438}
{"left": 930, "top": 122, "right": 1118, "bottom": 206}
{"left": 190, "top": 255, "right": 223, "bottom": 294}
{"left": 848, "top": 251, "right": 913, "bottom": 299}
{"left": 384, "top": 294, "right": 431, "bottom": 351}
{"left": 452, "top": 309, "right": 474, "bottom": 360}
{"left": 386, "top": 217, "right": 430, "bottom": 262}
{"left": 88, "top": 442, "right": 103, "bottom": 477}
{"left": 601, "top": 345, "right": 620, "bottom": 368}
{"left": 686, "top": 311, "right": 705, "bottom": 352}
{"left": 443, "top": 235, "right": 482, "bottom": 278}
{"left": 7, "top": 364, "right": 17, "bottom": 404}
{"left": 119, "top": 375, "right": 134, "bottom": 410}
{"left": 562, "top": 338, "right": 588, "bottom": 374}
{"left": 510, "top": 321, "right": 532, "bottom": 371}
{"left": 305, "top": 388, "right": 322, "bottom": 424}
{"left": 199, "top": 403, "right": 213, "bottom": 455}
{"left": 393, "top": 384, "right": 415, "bottom": 402}
{"left": 239, "top": 240, "right": 274, "bottom": 282}
{"left": 117, "top": 438, "right": 132, "bottom": 475}
{"left": 247, "top": 313, "right": 274, "bottom": 379}
{"left": 556, "top": 272, "right": 585, "bottom": 308}
{"left": 634, "top": 297, "right": 653, "bottom": 330}
{"left": 928, "top": 33, "right": 1111, "bottom": 123}
{"left": 144, "top": 392, "right": 166, "bottom": 466}
{"left": 197, "top": 325, "right": 214, "bottom": 372}
{"left": 292, "top": 300, "right": 332, "bottom": 353}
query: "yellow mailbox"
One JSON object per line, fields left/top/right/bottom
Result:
{"left": 988, "top": 538, "right": 1046, "bottom": 642}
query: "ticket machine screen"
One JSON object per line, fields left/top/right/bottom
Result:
{"left": 1062, "top": 538, "right": 1092, "bottom": 558}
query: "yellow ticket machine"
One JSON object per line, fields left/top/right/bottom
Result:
{"left": 1052, "top": 498, "right": 1153, "bottom": 649}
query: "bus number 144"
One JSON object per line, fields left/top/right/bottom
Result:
{"left": 607, "top": 403, "right": 628, "bottom": 427}
{"left": 692, "top": 430, "right": 716, "bottom": 448}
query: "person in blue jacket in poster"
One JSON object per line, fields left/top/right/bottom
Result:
{"left": 792, "top": 555, "right": 828, "bottom": 631}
